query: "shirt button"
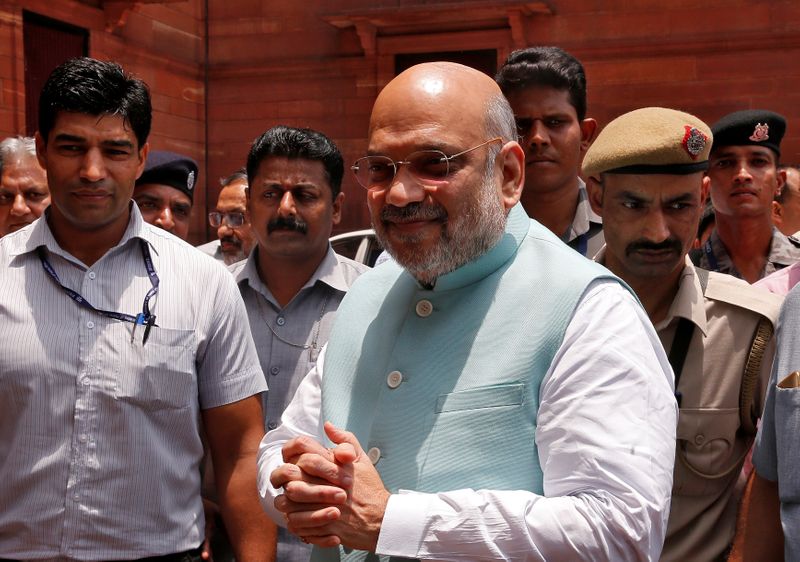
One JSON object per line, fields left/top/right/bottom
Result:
{"left": 270, "top": 366, "right": 280, "bottom": 376}
{"left": 86, "top": 321, "right": 95, "bottom": 329}
{"left": 415, "top": 299, "right": 433, "bottom": 317}
{"left": 79, "top": 434, "right": 88, "bottom": 442}
{"left": 73, "top": 493, "right": 80, "bottom": 501}
{"left": 267, "top": 421, "right": 278, "bottom": 430}
{"left": 386, "top": 371, "right": 403, "bottom": 389}
{"left": 82, "top": 377, "right": 90, "bottom": 386}
{"left": 88, "top": 271, "right": 96, "bottom": 280}
{"left": 367, "top": 447, "right": 381, "bottom": 465}
{"left": 276, "top": 317, "right": 286, "bottom": 326}
{"left": 694, "top": 434, "right": 705, "bottom": 445}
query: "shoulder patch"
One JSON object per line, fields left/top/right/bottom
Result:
{"left": 704, "top": 271, "right": 783, "bottom": 323}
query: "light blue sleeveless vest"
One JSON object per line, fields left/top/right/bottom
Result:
{"left": 313, "top": 205, "right": 625, "bottom": 562}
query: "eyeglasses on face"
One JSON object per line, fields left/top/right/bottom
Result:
{"left": 350, "top": 137, "right": 503, "bottom": 190}
{"left": 208, "top": 211, "right": 245, "bottom": 228}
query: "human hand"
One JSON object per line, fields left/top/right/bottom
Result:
{"left": 280, "top": 422, "right": 391, "bottom": 552}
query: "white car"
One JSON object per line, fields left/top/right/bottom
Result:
{"left": 330, "top": 229, "right": 383, "bottom": 267}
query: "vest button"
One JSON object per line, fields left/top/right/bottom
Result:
{"left": 367, "top": 447, "right": 381, "bottom": 465}
{"left": 694, "top": 433, "right": 705, "bottom": 445}
{"left": 386, "top": 370, "right": 403, "bottom": 389}
{"left": 415, "top": 299, "right": 433, "bottom": 317}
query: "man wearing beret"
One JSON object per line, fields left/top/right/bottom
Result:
{"left": 585, "top": 107, "right": 783, "bottom": 561}
{"left": 134, "top": 149, "right": 198, "bottom": 241}
{"left": 690, "top": 109, "right": 800, "bottom": 282}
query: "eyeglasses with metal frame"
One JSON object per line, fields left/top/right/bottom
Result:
{"left": 208, "top": 212, "right": 246, "bottom": 228}
{"left": 351, "top": 137, "right": 503, "bottom": 190}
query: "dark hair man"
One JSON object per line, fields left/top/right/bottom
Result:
{"left": 772, "top": 164, "right": 800, "bottom": 238}
{"left": 257, "top": 62, "right": 677, "bottom": 561}
{"left": 133, "top": 150, "right": 198, "bottom": 240}
{"left": 691, "top": 110, "right": 800, "bottom": 282}
{"left": 231, "top": 125, "right": 367, "bottom": 561}
{"left": 584, "top": 107, "right": 782, "bottom": 561}
{"left": 495, "top": 46, "right": 601, "bottom": 256}
{"left": 198, "top": 168, "right": 255, "bottom": 265}
{"left": 0, "top": 57, "right": 275, "bottom": 560}
{"left": 0, "top": 136, "right": 49, "bottom": 236}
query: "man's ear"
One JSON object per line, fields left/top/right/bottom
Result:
{"left": 579, "top": 118, "right": 598, "bottom": 152}
{"left": 34, "top": 132, "right": 47, "bottom": 170}
{"left": 700, "top": 175, "right": 711, "bottom": 206}
{"left": 776, "top": 167, "right": 787, "bottom": 198}
{"left": 498, "top": 141, "right": 525, "bottom": 211}
{"left": 135, "top": 142, "right": 150, "bottom": 180}
{"left": 587, "top": 175, "right": 604, "bottom": 217}
{"left": 331, "top": 192, "right": 344, "bottom": 225}
{"left": 772, "top": 200, "right": 783, "bottom": 227}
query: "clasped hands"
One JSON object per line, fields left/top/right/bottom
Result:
{"left": 270, "top": 421, "right": 391, "bottom": 552}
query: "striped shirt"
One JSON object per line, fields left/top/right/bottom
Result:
{"left": 0, "top": 206, "right": 267, "bottom": 560}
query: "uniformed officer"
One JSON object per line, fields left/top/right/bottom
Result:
{"left": 584, "top": 107, "right": 784, "bottom": 562}
{"left": 690, "top": 109, "right": 800, "bottom": 282}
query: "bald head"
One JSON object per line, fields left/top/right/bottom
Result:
{"left": 370, "top": 62, "right": 516, "bottom": 143}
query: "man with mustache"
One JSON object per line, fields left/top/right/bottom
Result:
{"left": 495, "top": 46, "right": 602, "bottom": 257}
{"left": 257, "top": 63, "right": 678, "bottom": 561}
{"left": 198, "top": 169, "right": 255, "bottom": 265}
{"left": 586, "top": 107, "right": 783, "bottom": 561}
{"left": 0, "top": 136, "right": 50, "bottom": 237}
{"left": 230, "top": 125, "right": 367, "bottom": 561}
{"left": 690, "top": 110, "right": 800, "bottom": 283}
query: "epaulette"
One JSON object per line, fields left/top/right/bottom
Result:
{"left": 702, "top": 269, "right": 783, "bottom": 324}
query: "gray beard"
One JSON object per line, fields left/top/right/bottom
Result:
{"left": 373, "top": 176, "right": 507, "bottom": 285}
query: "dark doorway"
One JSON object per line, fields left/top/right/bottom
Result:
{"left": 395, "top": 49, "right": 497, "bottom": 78}
{"left": 23, "top": 11, "right": 88, "bottom": 136}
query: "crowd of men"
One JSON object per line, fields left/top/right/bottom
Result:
{"left": 0, "top": 48, "right": 798, "bottom": 562}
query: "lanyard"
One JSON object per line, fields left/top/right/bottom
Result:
{"left": 576, "top": 232, "right": 588, "bottom": 257}
{"left": 703, "top": 239, "right": 720, "bottom": 272}
{"left": 38, "top": 239, "right": 159, "bottom": 341}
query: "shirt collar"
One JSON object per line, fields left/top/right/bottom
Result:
{"left": 235, "top": 244, "right": 350, "bottom": 302}
{"left": 433, "top": 203, "right": 529, "bottom": 292}
{"left": 563, "top": 178, "right": 602, "bottom": 243}
{"left": 9, "top": 204, "right": 156, "bottom": 262}
{"left": 768, "top": 227, "right": 800, "bottom": 267}
{"left": 654, "top": 256, "right": 708, "bottom": 336}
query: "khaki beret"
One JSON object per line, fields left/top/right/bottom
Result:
{"left": 582, "top": 107, "right": 712, "bottom": 178}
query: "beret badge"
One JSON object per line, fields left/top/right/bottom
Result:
{"left": 187, "top": 170, "right": 196, "bottom": 192}
{"left": 749, "top": 123, "right": 769, "bottom": 142}
{"left": 683, "top": 126, "right": 708, "bottom": 160}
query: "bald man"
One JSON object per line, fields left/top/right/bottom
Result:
{"left": 772, "top": 165, "right": 800, "bottom": 238}
{"left": 257, "top": 63, "right": 677, "bottom": 561}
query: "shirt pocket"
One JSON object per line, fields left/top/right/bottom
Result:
{"left": 114, "top": 326, "right": 198, "bottom": 411}
{"left": 774, "top": 385, "right": 800, "bottom": 502}
{"left": 434, "top": 382, "right": 525, "bottom": 413}
{"left": 673, "top": 408, "right": 746, "bottom": 495}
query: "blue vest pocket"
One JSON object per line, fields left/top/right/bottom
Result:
{"left": 435, "top": 382, "right": 525, "bottom": 414}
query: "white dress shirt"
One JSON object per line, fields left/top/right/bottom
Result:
{"left": 258, "top": 279, "right": 677, "bottom": 561}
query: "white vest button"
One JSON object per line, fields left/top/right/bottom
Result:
{"left": 387, "top": 370, "right": 403, "bottom": 389}
{"left": 415, "top": 299, "right": 433, "bottom": 317}
{"left": 367, "top": 447, "right": 381, "bottom": 464}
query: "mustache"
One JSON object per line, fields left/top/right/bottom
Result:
{"left": 380, "top": 202, "right": 447, "bottom": 223}
{"left": 625, "top": 238, "right": 683, "bottom": 256}
{"left": 219, "top": 235, "right": 241, "bottom": 247}
{"left": 267, "top": 215, "right": 308, "bottom": 234}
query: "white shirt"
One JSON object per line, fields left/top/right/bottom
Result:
{"left": 258, "top": 279, "right": 677, "bottom": 561}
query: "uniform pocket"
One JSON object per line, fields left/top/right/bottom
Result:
{"left": 774, "top": 385, "right": 800, "bottom": 502}
{"left": 114, "top": 326, "right": 197, "bottom": 410}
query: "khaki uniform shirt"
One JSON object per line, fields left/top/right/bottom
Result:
{"left": 656, "top": 258, "right": 783, "bottom": 561}
{"left": 691, "top": 227, "right": 800, "bottom": 281}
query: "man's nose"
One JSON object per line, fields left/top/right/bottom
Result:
{"left": 527, "top": 121, "right": 550, "bottom": 149}
{"left": 643, "top": 210, "right": 670, "bottom": 242}
{"left": 156, "top": 206, "right": 175, "bottom": 231}
{"left": 278, "top": 191, "right": 297, "bottom": 216}
{"left": 10, "top": 194, "right": 31, "bottom": 216}
{"left": 79, "top": 148, "right": 106, "bottom": 182}
{"left": 383, "top": 164, "right": 427, "bottom": 208}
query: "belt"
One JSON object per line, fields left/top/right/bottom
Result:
{"left": 0, "top": 546, "right": 203, "bottom": 562}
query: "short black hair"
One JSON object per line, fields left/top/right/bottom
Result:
{"left": 246, "top": 126, "right": 344, "bottom": 198}
{"left": 38, "top": 57, "right": 152, "bottom": 148}
{"left": 221, "top": 167, "right": 248, "bottom": 188}
{"left": 496, "top": 46, "right": 588, "bottom": 121}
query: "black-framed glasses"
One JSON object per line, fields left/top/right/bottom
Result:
{"left": 209, "top": 212, "right": 245, "bottom": 228}
{"left": 351, "top": 137, "right": 502, "bottom": 190}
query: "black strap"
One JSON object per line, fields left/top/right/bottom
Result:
{"left": 668, "top": 318, "right": 695, "bottom": 407}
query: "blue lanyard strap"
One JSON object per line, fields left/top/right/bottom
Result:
{"left": 703, "top": 239, "right": 720, "bottom": 272}
{"left": 38, "top": 239, "right": 159, "bottom": 327}
{"left": 576, "top": 232, "right": 588, "bottom": 257}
